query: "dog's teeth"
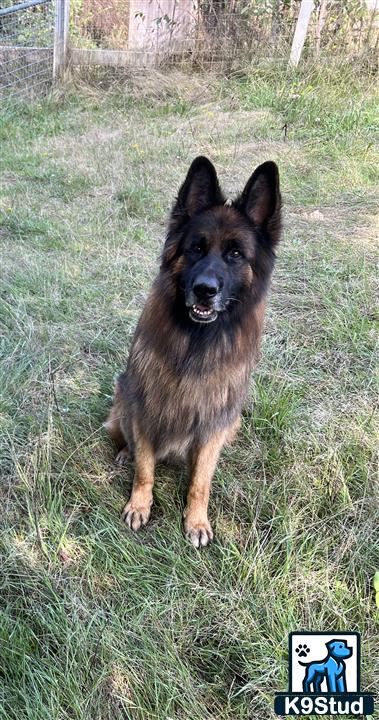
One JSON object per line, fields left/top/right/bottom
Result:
{"left": 193, "top": 305, "right": 212, "bottom": 316}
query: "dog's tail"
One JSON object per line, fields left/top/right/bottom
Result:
{"left": 104, "top": 380, "right": 127, "bottom": 450}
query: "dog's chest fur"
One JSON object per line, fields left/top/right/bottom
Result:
{"left": 128, "top": 331, "right": 251, "bottom": 459}
{"left": 118, "top": 282, "right": 267, "bottom": 461}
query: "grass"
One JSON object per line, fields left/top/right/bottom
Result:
{"left": 0, "top": 59, "right": 378, "bottom": 719}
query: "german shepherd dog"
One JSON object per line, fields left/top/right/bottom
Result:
{"left": 105, "top": 157, "right": 281, "bottom": 547}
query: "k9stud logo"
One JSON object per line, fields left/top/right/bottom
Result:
{"left": 274, "top": 632, "right": 375, "bottom": 716}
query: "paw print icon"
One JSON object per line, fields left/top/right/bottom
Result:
{"left": 295, "top": 644, "right": 310, "bottom": 659}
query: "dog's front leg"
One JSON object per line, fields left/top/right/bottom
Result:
{"left": 326, "top": 673, "right": 337, "bottom": 693}
{"left": 122, "top": 425, "right": 155, "bottom": 531}
{"left": 336, "top": 675, "right": 346, "bottom": 693}
{"left": 184, "top": 428, "right": 227, "bottom": 548}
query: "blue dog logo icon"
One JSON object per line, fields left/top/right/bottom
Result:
{"left": 274, "top": 631, "right": 375, "bottom": 716}
{"left": 299, "top": 639, "right": 352, "bottom": 693}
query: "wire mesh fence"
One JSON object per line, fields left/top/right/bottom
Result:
{"left": 70, "top": 0, "right": 296, "bottom": 67}
{"left": 69, "top": 0, "right": 379, "bottom": 71}
{"left": 0, "top": 0, "right": 55, "bottom": 98}
{"left": 0, "top": 1, "right": 377, "bottom": 97}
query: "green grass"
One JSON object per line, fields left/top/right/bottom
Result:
{"left": 0, "top": 60, "right": 378, "bottom": 719}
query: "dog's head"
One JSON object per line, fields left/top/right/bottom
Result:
{"left": 326, "top": 640, "right": 353, "bottom": 660}
{"left": 161, "top": 156, "right": 281, "bottom": 326}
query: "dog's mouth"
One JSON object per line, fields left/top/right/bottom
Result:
{"left": 189, "top": 303, "right": 218, "bottom": 324}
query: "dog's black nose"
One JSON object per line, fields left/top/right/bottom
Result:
{"left": 193, "top": 276, "right": 221, "bottom": 299}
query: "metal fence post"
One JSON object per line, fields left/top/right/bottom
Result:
{"left": 53, "top": 0, "right": 69, "bottom": 81}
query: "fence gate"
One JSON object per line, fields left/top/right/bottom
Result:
{"left": 0, "top": 0, "right": 56, "bottom": 98}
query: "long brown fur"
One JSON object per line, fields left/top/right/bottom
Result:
{"left": 106, "top": 157, "right": 281, "bottom": 547}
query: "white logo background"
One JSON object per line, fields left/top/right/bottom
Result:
{"left": 290, "top": 633, "right": 358, "bottom": 693}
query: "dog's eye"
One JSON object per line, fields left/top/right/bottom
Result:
{"left": 191, "top": 240, "right": 205, "bottom": 255}
{"left": 227, "top": 249, "right": 242, "bottom": 260}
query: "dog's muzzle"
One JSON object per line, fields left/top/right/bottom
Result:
{"left": 186, "top": 268, "right": 226, "bottom": 323}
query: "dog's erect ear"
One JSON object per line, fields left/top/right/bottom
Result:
{"left": 171, "top": 156, "right": 224, "bottom": 225}
{"left": 236, "top": 161, "right": 281, "bottom": 246}
{"left": 164, "top": 157, "right": 224, "bottom": 263}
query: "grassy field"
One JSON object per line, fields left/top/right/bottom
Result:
{"left": 0, "top": 60, "right": 378, "bottom": 719}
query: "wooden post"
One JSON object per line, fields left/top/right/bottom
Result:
{"left": 315, "top": 0, "right": 328, "bottom": 58}
{"left": 289, "top": 0, "right": 314, "bottom": 68}
{"left": 53, "top": 0, "right": 70, "bottom": 81}
{"left": 366, "top": 0, "right": 379, "bottom": 49}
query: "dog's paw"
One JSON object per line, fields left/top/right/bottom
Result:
{"left": 121, "top": 500, "right": 151, "bottom": 531}
{"left": 295, "top": 644, "right": 310, "bottom": 658}
{"left": 184, "top": 514, "right": 213, "bottom": 549}
{"left": 115, "top": 448, "right": 129, "bottom": 466}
